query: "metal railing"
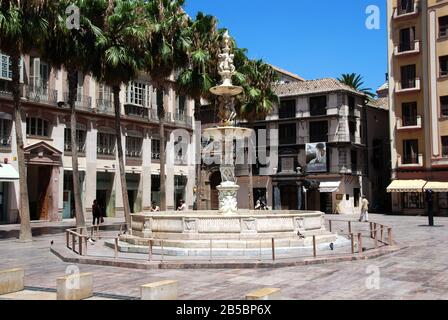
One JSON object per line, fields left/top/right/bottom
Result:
{"left": 96, "top": 99, "right": 114, "bottom": 115}
{"left": 25, "top": 85, "right": 58, "bottom": 105}
{"left": 63, "top": 93, "right": 93, "bottom": 111}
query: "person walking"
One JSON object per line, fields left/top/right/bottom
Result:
{"left": 92, "top": 200, "right": 102, "bottom": 226}
{"left": 359, "top": 195, "right": 370, "bottom": 222}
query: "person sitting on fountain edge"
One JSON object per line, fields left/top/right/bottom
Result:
{"left": 177, "top": 199, "right": 187, "bottom": 212}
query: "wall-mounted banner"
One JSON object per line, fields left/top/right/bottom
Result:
{"left": 306, "top": 142, "right": 327, "bottom": 173}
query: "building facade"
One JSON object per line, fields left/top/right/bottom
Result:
{"left": 0, "top": 51, "right": 196, "bottom": 224}
{"left": 387, "top": 0, "right": 448, "bottom": 215}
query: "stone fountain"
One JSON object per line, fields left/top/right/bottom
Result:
{"left": 116, "top": 32, "right": 340, "bottom": 257}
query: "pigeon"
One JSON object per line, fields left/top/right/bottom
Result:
{"left": 329, "top": 243, "right": 334, "bottom": 251}
{"left": 51, "top": 240, "right": 54, "bottom": 246}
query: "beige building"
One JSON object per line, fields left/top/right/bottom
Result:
{"left": 387, "top": 0, "right": 448, "bottom": 215}
{"left": 0, "top": 51, "right": 196, "bottom": 224}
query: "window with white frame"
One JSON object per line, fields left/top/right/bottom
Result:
{"left": 0, "top": 118, "right": 12, "bottom": 146}
{"left": 64, "top": 128, "right": 87, "bottom": 153}
{"left": 30, "top": 57, "right": 50, "bottom": 91}
{"left": 126, "top": 136, "right": 143, "bottom": 158}
{"left": 126, "top": 81, "right": 150, "bottom": 107}
{"left": 26, "top": 117, "right": 50, "bottom": 137}
{"left": 0, "top": 54, "right": 12, "bottom": 80}
{"left": 152, "top": 139, "right": 161, "bottom": 160}
{"left": 97, "top": 132, "right": 116, "bottom": 155}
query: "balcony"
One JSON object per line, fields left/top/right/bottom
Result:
{"left": 96, "top": 99, "right": 114, "bottom": 115}
{"left": 124, "top": 104, "right": 149, "bottom": 119}
{"left": 397, "top": 115, "right": 422, "bottom": 130}
{"left": 393, "top": 2, "right": 419, "bottom": 20}
{"left": 25, "top": 85, "right": 58, "bottom": 105}
{"left": 173, "top": 113, "right": 193, "bottom": 127}
{"left": 64, "top": 143, "right": 86, "bottom": 154}
{"left": 398, "top": 153, "right": 423, "bottom": 168}
{"left": 394, "top": 40, "right": 420, "bottom": 56}
{"left": 126, "top": 150, "right": 142, "bottom": 159}
{"left": 395, "top": 78, "right": 421, "bottom": 93}
{"left": 63, "top": 93, "right": 93, "bottom": 111}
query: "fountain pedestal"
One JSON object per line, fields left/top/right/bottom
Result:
{"left": 217, "top": 183, "right": 240, "bottom": 215}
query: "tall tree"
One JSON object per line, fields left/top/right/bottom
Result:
{"left": 338, "top": 73, "right": 375, "bottom": 99}
{"left": 233, "top": 55, "right": 279, "bottom": 210}
{"left": 44, "top": 0, "right": 106, "bottom": 229}
{"left": 0, "top": 0, "right": 49, "bottom": 241}
{"left": 96, "top": 0, "right": 147, "bottom": 229}
{"left": 176, "top": 12, "right": 222, "bottom": 209}
{"left": 144, "top": 0, "right": 191, "bottom": 211}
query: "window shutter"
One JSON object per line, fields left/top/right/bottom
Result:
{"left": 32, "top": 58, "right": 41, "bottom": 88}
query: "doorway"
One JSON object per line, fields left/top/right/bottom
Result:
{"left": 126, "top": 173, "right": 141, "bottom": 213}
{"left": 0, "top": 182, "right": 8, "bottom": 223}
{"left": 210, "top": 171, "right": 221, "bottom": 210}
{"left": 96, "top": 172, "right": 115, "bottom": 217}
{"left": 320, "top": 192, "right": 333, "bottom": 214}
{"left": 280, "top": 185, "right": 298, "bottom": 210}
{"left": 63, "top": 171, "right": 85, "bottom": 219}
{"left": 27, "top": 165, "right": 52, "bottom": 221}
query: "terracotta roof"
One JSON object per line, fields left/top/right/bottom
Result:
{"left": 377, "top": 82, "right": 389, "bottom": 92}
{"left": 368, "top": 97, "right": 389, "bottom": 110}
{"left": 270, "top": 65, "right": 305, "bottom": 82}
{"left": 273, "top": 78, "right": 364, "bottom": 97}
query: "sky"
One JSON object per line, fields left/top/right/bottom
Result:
{"left": 184, "top": 0, "right": 388, "bottom": 93}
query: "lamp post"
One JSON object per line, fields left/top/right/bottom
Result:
{"left": 426, "top": 189, "right": 434, "bottom": 227}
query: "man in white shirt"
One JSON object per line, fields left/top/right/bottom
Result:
{"left": 178, "top": 199, "right": 187, "bottom": 212}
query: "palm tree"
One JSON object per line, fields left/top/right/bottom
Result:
{"left": 338, "top": 73, "right": 375, "bottom": 99}
{"left": 176, "top": 13, "right": 222, "bottom": 209}
{"left": 233, "top": 56, "right": 279, "bottom": 210}
{"left": 96, "top": 0, "right": 147, "bottom": 229}
{"left": 0, "top": 0, "right": 49, "bottom": 241}
{"left": 43, "top": 0, "right": 106, "bottom": 229}
{"left": 143, "top": 0, "right": 191, "bottom": 211}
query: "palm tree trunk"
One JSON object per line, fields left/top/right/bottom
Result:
{"left": 194, "top": 99, "right": 201, "bottom": 210}
{"left": 67, "top": 70, "right": 86, "bottom": 229}
{"left": 248, "top": 155, "right": 254, "bottom": 210}
{"left": 113, "top": 86, "right": 131, "bottom": 229}
{"left": 159, "top": 120, "right": 166, "bottom": 211}
{"left": 11, "top": 54, "right": 32, "bottom": 241}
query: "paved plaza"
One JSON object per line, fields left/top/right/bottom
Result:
{"left": 0, "top": 214, "right": 447, "bottom": 300}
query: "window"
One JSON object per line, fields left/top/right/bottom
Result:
{"left": 0, "top": 53, "right": 12, "bottom": 80}
{"left": 403, "top": 139, "right": 419, "bottom": 164}
{"left": 403, "top": 192, "right": 424, "bottom": 209}
{"left": 126, "top": 136, "right": 143, "bottom": 158}
{"left": 279, "top": 124, "right": 296, "bottom": 145}
{"left": 349, "top": 121, "right": 357, "bottom": 136}
{"left": 309, "top": 96, "right": 327, "bottom": 116}
{"left": 401, "top": 65, "right": 416, "bottom": 89}
{"left": 279, "top": 100, "right": 296, "bottom": 119}
{"left": 98, "top": 84, "right": 112, "bottom": 110}
{"left": 402, "top": 102, "right": 418, "bottom": 126}
{"left": 0, "top": 119, "right": 11, "bottom": 146}
{"left": 126, "top": 81, "right": 150, "bottom": 107}
{"left": 348, "top": 96, "right": 356, "bottom": 114}
{"left": 399, "top": 27, "right": 416, "bottom": 52}
{"left": 398, "top": 0, "right": 414, "bottom": 15}
{"left": 64, "top": 129, "right": 86, "bottom": 153}
{"left": 152, "top": 139, "right": 161, "bottom": 160}
{"left": 97, "top": 132, "right": 116, "bottom": 155}
{"left": 441, "top": 96, "right": 448, "bottom": 117}
{"left": 30, "top": 57, "right": 50, "bottom": 90}
{"left": 26, "top": 117, "right": 50, "bottom": 137}
{"left": 442, "top": 136, "right": 448, "bottom": 157}
{"left": 309, "top": 121, "right": 328, "bottom": 143}
{"left": 177, "top": 95, "right": 186, "bottom": 118}
{"left": 440, "top": 56, "right": 448, "bottom": 77}
{"left": 439, "top": 16, "right": 448, "bottom": 38}
{"left": 351, "top": 150, "right": 358, "bottom": 173}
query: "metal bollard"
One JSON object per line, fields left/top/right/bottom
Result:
{"left": 374, "top": 228, "right": 379, "bottom": 249}
{"left": 348, "top": 221, "right": 352, "bottom": 234}
{"left": 370, "top": 223, "right": 374, "bottom": 239}
{"left": 114, "top": 238, "right": 118, "bottom": 259}
{"left": 271, "top": 238, "right": 275, "bottom": 261}
{"left": 388, "top": 228, "right": 393, "bottom": 246}
{"left": 66, "top": 231, "right": 70, "bottom": 249}
{"left": 358, "top": 233, "right": 363, "bottom": 254}
{"left": 329, "top": 220, "right": 332, "bottom": 233}
{"left": 148, "top": 240, "right": 153, "bottom": 262}
{"left": 350, "top": 233, "right": 355, "bottom": 254}
{"left": 381, "top": 225, "right": 384, "bottom": 242}
{"left": 72, "top": 234, "right": 76, "bottom": 253}
{"left": 79, "top": 236, "right": 83, "bottom": 256}
{"left": 312, "top": 235, "right": 317, "bottom": 258}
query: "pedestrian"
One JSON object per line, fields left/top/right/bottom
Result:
{"left": 150, "top": 201, "right": 160, "bottom": 212}
{"left": 177, "top": 199, "right": 187, "bottom": 211}
{"left": 92, "top": 200, "right": 102, "bottom": 226}
{"left": 359, "top": 195, "right": 370, "bottom": 222}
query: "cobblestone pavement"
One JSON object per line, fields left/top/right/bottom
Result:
{"left": 0, "top": 214, "right": 447, "bottom": 300}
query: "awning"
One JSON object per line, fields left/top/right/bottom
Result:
{"left": 423, "top": 182, "right": 448, "bottom": 193}
{"left": 319, "top": 181, "right": 341, "bottom": 193}
{"left": 387, "top": 180, "right": 426, "bottom": 193}
{"left": 0, "top": 164, "right": 19, "bottom": 182}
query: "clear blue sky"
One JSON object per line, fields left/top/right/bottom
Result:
{"left": 184, "top": 0, "right": 388, "bottom": 93}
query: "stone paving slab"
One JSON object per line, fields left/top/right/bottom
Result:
{"left": 0, "top": 214, "right": 447, "bottom": 300}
